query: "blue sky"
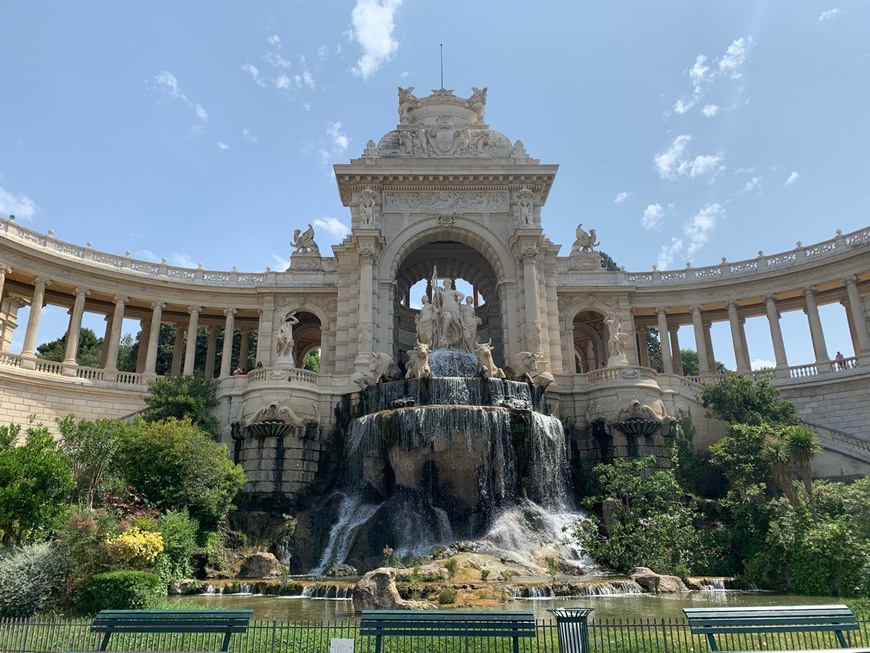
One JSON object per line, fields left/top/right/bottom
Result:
{"left": 1, "top": 1, "right": 868, "bottom": 368}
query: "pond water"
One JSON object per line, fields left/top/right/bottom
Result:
{"left": 168, "top": 591, "right": 842, "bottom": 622}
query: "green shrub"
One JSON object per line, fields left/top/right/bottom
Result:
{"left": 443, "top": 558, "right": 458, "bottom": 579}
{"left": 78, "top": 570, "right": 165, "bottom": 613}
{"left": 437, "top": 588, "right": 458, "bottom": 604}
{"left": 0, "top": 542, "right": 68, "bottom": 617}
{"left": 155, "top": 509, "right": 198, "bottom": 583}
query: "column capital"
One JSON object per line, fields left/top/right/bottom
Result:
{"left": 113, "top": 295, "right": 128, "bottom": 305}
{"left": 0, "top": 264, "right": 11, "bottom": 275}
{"left": 843, "top": 274, "right": 858, "bottom": 286}
{"left": 224, "top": 307, "right": 237, "bottom": 317}
{"left": 151, "top": 301, "right": 166, "bottom": 311}
{"left": 188, "top": 305, "right": 202, "bottom": 315}
{"left": 33, "top": 277, "right": 52, "bottom": 290}
{"left": 519, "top": 246, "right": 539, "bottom": 262}
{"left": 762, "top": 293, "right": 778, "bottom": 303}
{"left": 358, "top": 246, "right": 377, "bottom": 263}
{"left": 654, "top": 306, "right": 668, "bottom": 316}
{"left": 726, "top": 299, "right": 740, "bottom": 311}
{"left": 74, "top": 287, "right": 91, "bottom": 298}
{"left": 802, "top": 285, "right": 817, "bottom": 297}
{"left": 689, "top": 304, "right": 703, "bottom": 314}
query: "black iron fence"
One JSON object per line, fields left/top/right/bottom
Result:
{"left": 1, "top": 617, "right": 868, "bottom": 653}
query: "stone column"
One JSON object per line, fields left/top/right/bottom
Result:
{"left": 669, "top": 325, "right": 683, "bottom": 375}
{"left": 239, "top": 327, "right": 251, "bottom": 369}
{"left": 143, "top": 302, "right": 164, "bottom": 379}
{"left": 704, "top": 321, "right": 717, "bottom": 372}
{"left": 727, "top": 301, "right": 750, "bottom": 373}
{"left": 803, "top": 286, "right": 830, "bottom": 365}
{"left": 764, "top": 294, "right": 789, "bottom": 373}
{"left": 135, "top": 319, "right": 151, "bottom": 373}
{"left": 844, "top": 275, "right": 870, "bottom": 353}
{"left": 204, "top": 325, "right": 218, "bottom": 377}
{"left": 219, "top": 308, "right": 236, "bottom": 378}
{"left": 0, "top": 265, "right": 9, "bottom": 305}
{"left": 690, "top": 305, "right": 711, "bottom": 376}
{"left": 655, "top": 307, "right": 673, "bottom": 374}
{"left": 19, "top": 277, "right": 51, "bottom": 369}
{"left": 842, "top": 301, "right": 859, "bottom": 355}
{"left": 739, "top": 319, "right": 751, "bottom": 371}
{"left": 356, "top": 246, "right": 376, "bottom": 361}
{"left": 100, "top": 314, "right": 113, "bottom": 368}
{"left": 170, "top": 323, "right": 184, "bottom": 376}
{"left": 637, "top": 327, "right": 650, "bottom": 367}
{"left": 62, "top": 287, "right": 91, "bottom": 375}
{"left": 103, "top": 296, "right": 128, "bottom": 376}
{"left": 183, "top": 306, "right": 201, "bottom": 375}
{"left": 520, "top": 247, "right": 542, "bottom": 352}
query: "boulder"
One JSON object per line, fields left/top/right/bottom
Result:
{"left": 629, "top": 566, "right": 688, "bottom": 593}
{"left": 352, "top": 567, "right": 432, "bottom": 610}
{"left": 238, "top": 552, "right": 283, "bottom": 578}
{"left": 327, "top": 563, "right": 358, "bottom": 578}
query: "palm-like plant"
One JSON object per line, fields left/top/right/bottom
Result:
{"left": 763, "top": 435, "right": 797, "bottom": 506}
{"left": 783, "top": 425, "right": 820, "bottom": 510}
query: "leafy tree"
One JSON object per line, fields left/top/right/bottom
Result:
{"left": 57, "top": 416, "right": 127, "bottom": 509}
{"left": 116, "top": 418, "right": 245, "bottom": 528}
{"left": 783, "top": 425, "right": 820, "bottom": 510}
{"left": 598, "top": 250, "right": 619, "bottom": 271}
{"left": 701, "top": 375, "right": 797, "bottom": 425}
{"left": 576, "top": 456, "right": 717, "bottom": 575}
{"left": 36, "top": 328, "right": 103, "bottom": 368}
{"left": 680, "top": 349, "right": 699, "bottom": 375}
{"left": 0, "top": 423, "right": 75, "bottom": 545}
{"left": 143, "top": 374, "right": 218, "bottom": 435}
{"left": 303, "top": 349, "right": 321, "bottom": 373}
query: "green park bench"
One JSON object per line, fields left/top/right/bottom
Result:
{"left": 684, "top": 605, "right": 862, "bottom": 652}
{"left": 358, "top": 610, "right": 537, "bottom": 653}
{"left": 66, "top": 609, "right": 253, "bottom": 653}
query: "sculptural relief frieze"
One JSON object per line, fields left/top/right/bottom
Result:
{"left": 377, "top": 127, "right": 511, "bottom": 159}
{"left": 384, "top": 191, "right": 508, "bottom": 213}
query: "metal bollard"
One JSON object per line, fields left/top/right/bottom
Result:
{"left": 549, "top": 608, "right": 594, "bottom": 653}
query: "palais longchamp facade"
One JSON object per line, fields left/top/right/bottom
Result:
{"left": 1, "top": 87, "right": 868, "bottom": 503}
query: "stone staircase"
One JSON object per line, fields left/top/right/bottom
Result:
{"left": 800, "top": 419, "right": 870, "bottom": 465}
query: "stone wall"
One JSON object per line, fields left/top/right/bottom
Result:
{"left": 0, "top": 368, "right": 146, "bottom": 434}
{"left": 778, "top": 371, "right": 870, "bottom": 436}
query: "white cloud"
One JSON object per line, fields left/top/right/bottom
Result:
{"left": 702, "top": 104, "right": 719, "bottom": 117}
{"left": 218, "top": 142, "right": 229, "bottom": 150}
{"left": 275, "top": 74, "right": 291, "bottom": 90}
{"left": 642, "top": 203, "right": 665, "bottom": 230}
{"left": 242, "top": 128, "right": 258, "bottom": 144}
{"left": 267, "top": 34, "right": 281, "bottom": 46}
{"left": 301, "top": 70, "right": 316, "bottom": 89}
{"left": 272, "top": 253, "right": 291, "bottom": 271}
{"left": 785, "top": 171, "right": 800, "bottom": 187}
{"left": 0, "top": 185, "right": 38, "bottom": 220}
{"left": 684, "top": 203, "right": 723, "bottom": 256}
{"left": 654, "top": 135, "right": 724, "bottom": 180}
{"left": 614, "top": 191, "right": 631, "bottom": 204}
{"left": 150, "top": 71, "right": 209, "bottom": 124}
{"left": 317, "top": 45, "right": 329, "bottom": 60}
{"left": 744, "top": 176, "right": 761, "bottom": 192}
{"left": 672, "top": 38, "right": 750, "bottom": 115}
{"left": 241, "top": 63, "right": 267, "bottom": 88}
{"left": 656, "top": 237, "right": 684, "bottom": 270}
{"left": 751, "top": 358, "right": 777, "bottom": 370}
{"left": 327, "top": 121, "right": 349, "bottom": 153}
{"left": 350, "top": 0, "right": 403, "bottom": 80}
{"left": 136, "top": 249, "right": 160, "bottom": 262}
{"left": 169, "top": 252, "right": 198, "bottom": 268}
{"left": 313, "top": 216, "right": 350, "bottom": 237}
{"left": 818, "top": 9, "right": 841, "bottom": 22}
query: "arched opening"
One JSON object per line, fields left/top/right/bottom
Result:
{"left": 290, "top": 311, "right": 321, "bottom": 371}
{"left": 573, "top": 311, "right": 607, "bottom": 372}
{"left": 393, "top": 240, "right": 503, "bottom": 367}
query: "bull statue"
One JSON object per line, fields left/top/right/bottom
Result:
{"left": 405, "top": 341, "right": 432, "bottom": 380}
{"left": 504, "top": 351, "right": 544, "bottom": 382}
{"left": 351, "top": 351, "right": 403, "bottom": 389}
{"left": 475, "top": 340, "right": 505, "bottom": 379}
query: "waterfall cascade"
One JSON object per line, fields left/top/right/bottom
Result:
{"left": 309, "top": 352, "right": 587, "bottom": 573}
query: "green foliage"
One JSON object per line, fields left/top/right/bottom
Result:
{"left": 302, "top": 349, "right": 321, "bottom": 373}
{"left": 663, "top": 410, "right": 703, "bottom": 494}
{"left": 437, "top": 588, "right": 458, "bottom": 604}
{"left": 155, "top": 509, "right": 198, "bottom": 583}
{"left": 679, "top": 349, "right": 699, "bottom": 375}
{"left": 544, "top": 556, "right": 558, "bottom": 583}
{"left": 576, "top": 457, "right": 719, "bottom": 575}
{"left": 0, "top": 422, "right": 75, "bottom": 545}
{"left": 54, "top": 509, "right": 117, "bottom": 595}
{"left": 598, "top": 250, "right": 619, "bottom": 271}
{"left": 443, "top": 557, "right": 458, "bottom": 579}
{"left": 36, "top": 327, "right": 103, "bottom": 368}
{"left": 143, "top": 374, "right": 218, "bottom": 434}
{"left": 78, "top": 570, "right": 165, "bottom": 613}
{"left": 116, "top": 418, "right": 245, "bottom": 528}
{"left": 701, "top": 375, "right": 797, "bottom": 425}
{"left": 57, "top": 416, "right": 126, "bottom": 509}
{"left": 0, "top": 542, "right": 68, "bottom": 617}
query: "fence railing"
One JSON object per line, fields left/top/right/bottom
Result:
{"left": 1, "top": 617, "right": 867, "bottom": 653}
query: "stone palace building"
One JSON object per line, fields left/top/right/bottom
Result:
{"left": 1, "top": 87, "right": 868, "bottom": 503}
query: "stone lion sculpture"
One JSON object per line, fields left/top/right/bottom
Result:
{"left": 405, "top": 341, "right": 432, "bottom": 380}
{"left": 475, "top": 340, "right": 505, "bottom": 379}
{"left": 352, "top": 352, "right": 403, "bottom": 389}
